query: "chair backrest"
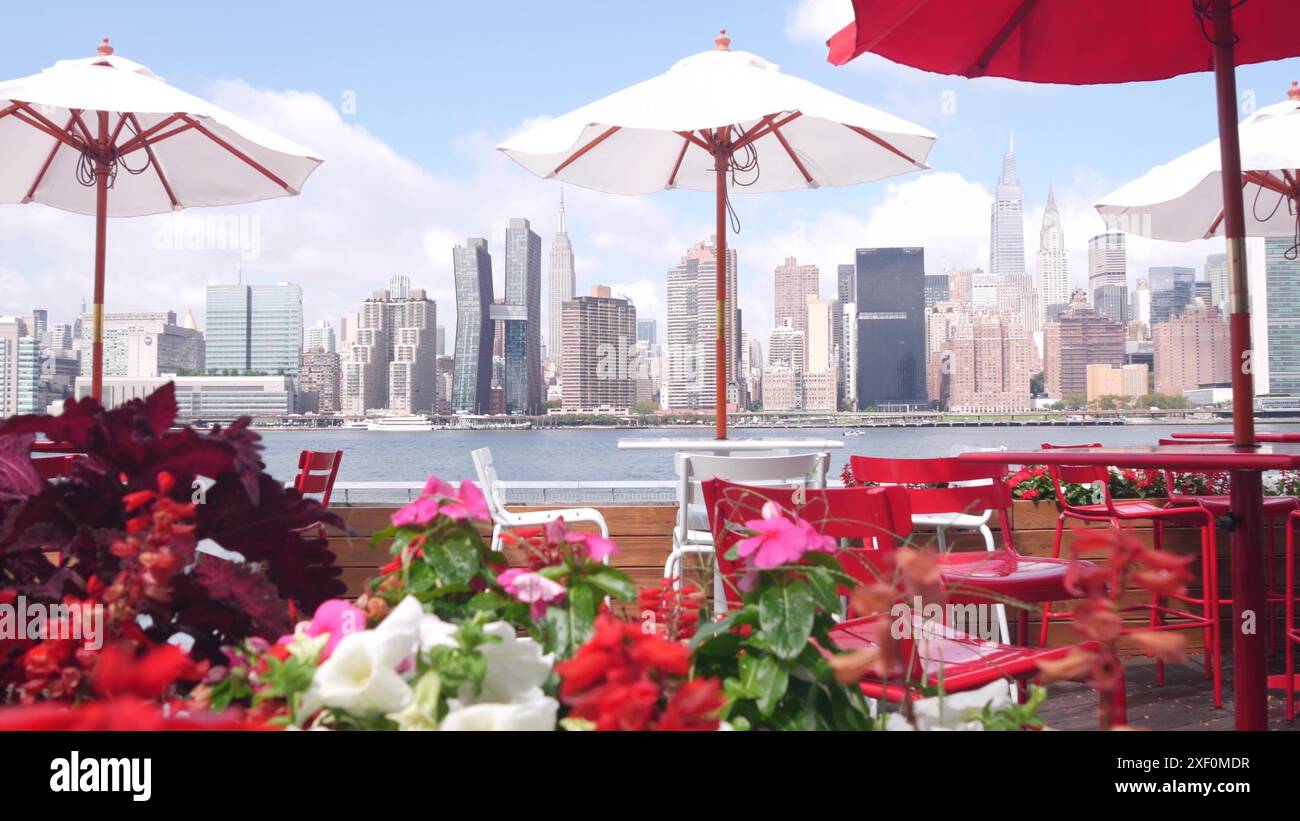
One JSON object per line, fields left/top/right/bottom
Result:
{"left": 849, "top": 455, "right": 1013, "bottom": 517}
{"left": 470, "top": 447, "right": 508, "bottom": 521}
{"left": 1038, "top": 442, "right": 1110, "bottom": 510}
{"left": 702, "top": 478, "right": 913, "bottom": 608}
{"left": 294, "top": 450, "right": 343, "bottom": 509}
{"left": 674, "top": 452, "right": 828, "bottom": 538}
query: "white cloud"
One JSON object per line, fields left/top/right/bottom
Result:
{"left": 785, "top": 0, "right": 854, "bottom": 43}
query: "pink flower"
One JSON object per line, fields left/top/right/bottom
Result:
{"left": 277, "top": 598, "right": 366, "bottom": 660}
{"left": 390, "top": 476, "right": 490, "bottom": 527}
{"left": 734, "top": 502, "right": 815, "bottom": 570}
{"left": 564, "top": 531, "right": 620, "bottom": 562}
{"left": 439, "top": 480, "right": 491, "bottom": 522}
{"left": 498, "top": 568, "right": 566, "bottom": 618}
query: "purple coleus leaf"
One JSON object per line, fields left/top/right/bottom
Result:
{"left": 0, "top": 433, "right": 42, "bottom": 503}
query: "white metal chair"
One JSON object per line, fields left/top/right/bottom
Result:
{"left": 666, "top": 451, "right": 828, "bottom": 614}
{"left": 470, "top": 447, "right": 611, "bottom": 559}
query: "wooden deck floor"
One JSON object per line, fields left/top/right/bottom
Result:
{"left": 1042, "top": 657, "right": 1300, "bottom": 731}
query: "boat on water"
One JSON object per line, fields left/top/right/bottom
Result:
{"left": 366, "top": 416, "right": 436, "bottom": 432}
{"left": 342, "top": 419, "right": 370, "bottom": 430}
{"left": 842, "top": 429, "right": 865, "bottom": 437}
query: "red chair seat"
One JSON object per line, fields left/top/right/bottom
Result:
{"left": 829, "top": 615, "right": 1088, "bottom": 694}
{"left": 937, "top": 551, "right": 1091, "bottom": 603}
{"left": 1068, "top": 499, "right": 1208, "bottom": 523}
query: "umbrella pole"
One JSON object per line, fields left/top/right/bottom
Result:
{"left": 1211, "top": 0, "right": 1266, "bottom": 731}
{"left": 90, "top": 112, "right": 109, "bottom": 403}
{"left": 714, "top": 142, "right": 728, "bottom": 440}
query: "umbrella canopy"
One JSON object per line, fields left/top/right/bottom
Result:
{"left": 1097, "top": 85, "right": 1300, "bottom": 241}
{"left": 826, "top": 0, "right": 1300, "bottom": 82}
{"left": 500, "top": 30, "right": 935, "bottom": 437}
{"left": 0, "top": 41, "right": 320, "bottom": 215}
{"left": 0, "top": 39, "right": 322, "bottom": 400}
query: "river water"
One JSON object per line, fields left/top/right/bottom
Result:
{"left": 255, "top": 423, "right": 1260, "bottom": 487}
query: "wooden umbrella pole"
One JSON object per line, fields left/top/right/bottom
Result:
{"left": 714, "top": 136, "right": 728, "bottom": 440}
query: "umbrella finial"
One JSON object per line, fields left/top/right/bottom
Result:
{"left": 97, "top": 37, "right": 114, "bottom": 56}
{"left": 715, "top": 29, "right": 731, "bottom": 51}
{"left": 1288, "top": 80, "right": 1300, "bottom": 101}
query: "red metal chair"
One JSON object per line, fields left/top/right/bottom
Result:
{"left": 701, "top": 477, "right": 1125, "bottom": 728}
{"left": 850, "top": 455, "right": 1090, "bottom": 647}
{"left": 1156, "top": 437, "right": 1300, "bottom": 655}
{"left": 293, "top": 450, "right": 343, "bottom": 537}
{"left": 1038, "top": 442, "right": 1223, "bottom": 707}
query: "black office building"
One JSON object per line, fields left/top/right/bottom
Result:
{"left": 854, "top": 247, "right": 926, "bottom": 409}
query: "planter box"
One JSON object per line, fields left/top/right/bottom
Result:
{"left": 1009, "top": 499, "right": 1062, "bottom": 531}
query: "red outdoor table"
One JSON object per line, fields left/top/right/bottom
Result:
{"left": 958, "top": 442, "right": 1300, "bottom": 731}
{"left": 1171, "top": 431, "right": 1300, "bottom": 443}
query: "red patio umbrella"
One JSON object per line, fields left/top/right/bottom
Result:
{"left": 826, "top": 0, "right": 1300, "bottom": 731}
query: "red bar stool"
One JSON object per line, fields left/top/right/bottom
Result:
{"left": 1156, "top": 438, "right": 1300, "bottom": 655}
{"left": 851, "top": 455, "right": 1089, "bottom": 646}
{"left": 701, "top": 477, "right": 1125, "bottom": 729}
{"left": 1039, "top": 444, "right": 1223, "bottom": 707}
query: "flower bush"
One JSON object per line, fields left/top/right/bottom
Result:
{"left": 0, "top": 385, "right": 343, "bottom": 709}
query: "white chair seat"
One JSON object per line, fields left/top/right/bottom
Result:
{"left": 686, "top": 505, "right": 711, "bottom": 532}
{"left": 911, "top": 512, "right": 989, "bottom": 529}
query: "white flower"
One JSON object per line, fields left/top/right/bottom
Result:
{"left": 418, "top": 612, "right": 460, "bottom": 651}
{"left": 299, "top": 596, "right": 423, "bottom": 720}
{"left": 439, "top": 698, "right": 559, "bottom": 731}
{"left": 452, "top": 622, "right": 553, "bottom": 707}
{"left": 909, "top": 679, "right": 1011, "bottom": 731}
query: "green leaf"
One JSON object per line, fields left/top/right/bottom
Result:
{"left": 693, "top": 631, "right": 743, "bottom": 658}
{"left": 407, "top": 561, "right": 437, "bottom": 593}
{"left": 584, "top": 567, "right": 637, "bottom": 602}
{"left": 803, "top": 566, "right": 843, "bottom": 616}
{"left": 688, "top": 604, "right": 757, "bottom": 651}
{"left": 753, "top": 655, "right": 789, "bottom": 718}
{"left": 758, "top": 582, "right": 815, "bottom": 660}
{"left": 568, "top": 582, "right": 598, "bottom": 626}
{"left": 430, "top": 532, "right": 480, "bottom": 586}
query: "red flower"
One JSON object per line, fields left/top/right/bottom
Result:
{"left": 1021, "top": 488, "right": 1039, "bottom": 500}
{"left": 657, "top": 678, "right": 725, "bottom": 731}
{"left": 555, "top": 614, "right": 723, "bottom": 731}
{"left": 0, "top": 698, "right": 265, "bottom": 731}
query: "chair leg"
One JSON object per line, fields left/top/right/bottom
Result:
{"left": 978, "top": 524, "right": 1011, "bottom": 645}
{"left": 1267, "top": 517, "right": 1277, "bottom": 657}
{"left": 1016, "top": 608, "right": 1030, "bottom": 647}
{"left": 1039, "top": 515, "right": 1067, "bottom": 647}
{"left": 1202, "top": 517, "right": 1223, "bottom": 709}
{"left": 1287, "top": 515, "right": 1296, "bottom": 722}
{"left": 1151, "top": 520, "right": 1165, "bottom": 687}
{"left": 663, "top": 547, "right": 681, "bottom": 587}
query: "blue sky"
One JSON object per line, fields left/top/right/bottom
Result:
{"left": 3, "top": 0, "right": 1300, "bottom": 343}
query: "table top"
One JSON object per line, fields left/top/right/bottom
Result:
{"left": 1171, "top": 431, "right": 1300, "bottom": 443}
{"left": 956, "top": 441, "right": 1300, "bottom": 471}
{"left": 616, "top": 437, "right": 844, "bottom": 451}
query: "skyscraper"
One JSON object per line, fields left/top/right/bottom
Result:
{"left": 452, "top": 238, "right": 495, "bottom": 414}
{"left": 945, "top": 309, "right": 1033, "bottom": 412}
{"left": 341, "top": 285, "right": 438, "bottom": 415}
{"left": 498, "top": 218, "right": 543, "bottom": 415}
{"left": 561, "top": 287, "right": 636, "bottom": 411}
{"left": 774, "top": 257, "right": 819, "bottom": 337}
{"left": 1044, "top": 290, "right": 1125, "bottom": 398}
{"left": 1087, "top": 232, "right": 1128, "bottom": 324}
{"left": 1206, "top": 253, "right": 1228, "bottom": 315}
{"left": 1153, "top": 302, "right": 1230, "bottom": 396}
{"left": 1266, "top": 236, "right": 1300, "bottom": 395}
{"left": 547, "top": 192, "right": 576, "bottom": 368}
{"left": 1148, "top": 265, "right": 1195, "bottom": 325}
{"left": 388, "top": 275, "right": 411, "bottom": 300}
{"left": 837, "top": 263, "right": 856, "bottom": 306}
{"left": 80, "top": 310, "right": 204, "bottom": 378}
{"left": 304, "top": 319, "right": 336, "bottom": 353}
{"left": 1037, "top": 185, "right": 1069, "bottom": 324}
{"left": 298, "top": 348, "right": 341, "bottom": 414}
{"left": 923, "top": 274, "right": 950, "bottom": 308}
{"left": 854, "top": 247, "right": 926, "bottom": 409}
{"left": 636, "top": 318, "right": 657, "bottom": 347}
{"left": 1131, "top": 278, "right": 1152, "bottom": 332}
{"left": 663, "top": 237, "right": 737, "bottom": 411}
{"left": 204, "top": 282, "right": 302, "bottom": 375}
{"left": 990, "top": 134, "right": 1026, "bottom": 280}
{"left": 947, "top": 268, "right": 976, "bottom": 307}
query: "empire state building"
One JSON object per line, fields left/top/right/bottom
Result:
{"left": 988, "top": 134, "right": 1036, "bottom": 331}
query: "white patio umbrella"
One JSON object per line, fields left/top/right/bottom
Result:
{"left": 1097, "top": 83, "right": 1300, "bottom": 242}
{"left": 498, "top": 29, "right": 935, "bottom": 438}
{"left": 0, "top": 38, "right": 322, "bottom": 400}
